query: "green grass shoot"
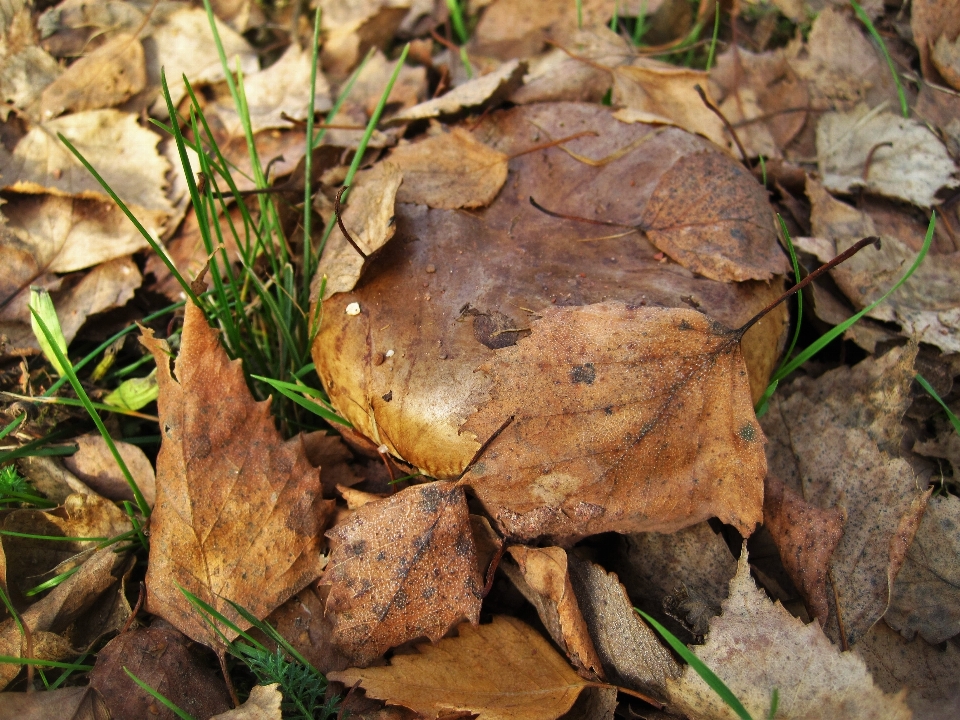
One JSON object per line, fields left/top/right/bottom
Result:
{"left": 851, "top": 0, "right": 908, "bottom": 118}
{"left": 124, "top": 668, "right": 198, "bottom": 720}
{"left": 916, "top": 374, "right": 960, "bottom": 437}
{"left": 632, "top": 0, "right": 649, "bottom": 46}
{"left": 706, "top": 2, "right": 721, "bottom": 71}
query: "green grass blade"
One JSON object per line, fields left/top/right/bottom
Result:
{"left": 576, "top": 0, "right": 582, "bottom": 29}
{"left": 0, "top": 656, "right": 94, "bottom": 671}
{"left": 916, "top": 374, "right": 960, "bottom": 436}
{"left": 252, "top": 375, "right": 352, "bottom": 427}
{"left": 29, "top": 308, "right": 150, "bottom": 519}
{"left": 706, "top": 2, "right": 721, "bottom": 71}
{"left": 633, "top": 0, "right": 649, "bottom": 46}
{"left": 851, "top": 0, "right": 908, "bottom": 118}
{"left": 124, "top": 668, "right": 198, "bottom": 720}
{"left": 636, "top": 609, "right": 754, "bottom": 720}
{"left": 771, "top": 212, "right": 934, "bottom": 383}
{"left": 25, "top": 563, "right": 84, "bottom": 596}
{"left": 303, "top": 4, "right": 324, "bottom": 294}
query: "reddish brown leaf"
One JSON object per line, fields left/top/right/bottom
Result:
{"left": 763, "top": 473, "right": 845, "bottom": 626}
{"left": 89, "top": 625, "right": 232, "bottom": 720}
{"left": 461, "top": 302, "right": 766, "bottom": 541}
{"left": 0, "top": 686, "right": 110, "bottom": 720}
{"left": 140, "top": 301, "right": 333, "bottom": 647}
{"left": 324, "top": 481, "right": 483, "bottom": 665}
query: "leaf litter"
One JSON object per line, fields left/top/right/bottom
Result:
{"left": 4, "top": 0, "right": 960, "bottom": 717}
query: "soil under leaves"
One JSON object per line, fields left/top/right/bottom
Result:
{"left": 3, "top": 1, "right": 960, "bottom": 719}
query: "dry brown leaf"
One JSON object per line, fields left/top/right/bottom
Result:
{"left": 63, "top": 433, "right": 157, "bottom": 507}
{"left": 330, "top": 615, "right": 616, "bottom": 720}
{"left": 932, "top": 33, "right": 960, "bottom": 92}
{"left": 639, "top": 150, "right": 788, "bottom": 282}
{"left": 389, "top": 60, "right": 526, "bottom": 124}
{"left": 762, "top": 473, "right": 844, "bottom": 626}
{"left": 318, "top": 0, "right": 410, "bottom": 81}
{"left": 0, "top": 686, "right": 110, "bottom": 720}
{"left": 323, "top": 481, "right": 483, "bottom": 665}
{"left": 37, "top": 33, "right": 146, "bottom": 120}
{"left": 885, "top": 494, "right": 960, "bottom": 644}
{"left": 341, "top": 48, "right": 426, "bottom": 120}
{"left": 805, "top": 178, "right": 960, "bottom": 353}
{"left": 210, "top": 42, "right": 332, "bottom": 136}
{"left": 301, "top": 430, "right": 363, "bottom": 497}
{"left": 0, "top": 109, "right": 173, "bottom": 220}
{"left": 390, "top": 128, "right": 507, "bottom": 209}
{"left": 210, "top": 684, "right": 282, "bottom": 720}
{"left": 315, "top": 161, "right": 402, "bottom": 300}
{"left": 313, "top": 103, "right": 788, "bottom": 491}
{"left": 0, "top": 546, "right": 130, "bottom": 690}
{"left": 37, "top": 0, "right": 146, "bottom": 58}
{"left": 0, "top": 0, "right": 62, "bottom": 119}
{"left": 856, "top": 620, "right": 960, "bottom": 719}
{"left": 912, "top": 0, "right": 960, "bottom": 81}
{"left": 816, "top": 104, "right": 958, "bottom": 208}
{"left": 761, "top": 344, "right": 929, "bottom": 647}
{"left": 612, "top": 62, "right": 727, "bottom": 150}
{"left": 16, "top": 455, "right": 95, "bottom": 506}
{"left": 502, "top": 545, "right": 604, "bottom": 679}
{"left": 257, "top": 586, "right": 350, "bottom": 675}
{"left": 665, "top": 549, "right": 912, "bottom": 720}
{"left": 140, "top": 301, "right": 333, "bottom": 647}
{"left": 461, "top": 302, "right": 766, "bottom": 541}
{"left": 89, "top": 625, "right": 232, "bottom": 720}
{"left": 566, "top": 552, "right": 680, "bottom": 699}
{"left": 609, "top": 520, "right": 736, "bottom": 641}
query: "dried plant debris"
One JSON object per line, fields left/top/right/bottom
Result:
{"left": 140, "top": 301, "right": 333, "bottom": 648}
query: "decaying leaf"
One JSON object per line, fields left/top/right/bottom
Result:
{"left": 330, "top": 615, "right": 616, "bottom": 720}
{"left": 62, "top": 433, "right": 157, "bottom": 507}
{"left": 258, "top": 586, "right": 350, "bottom": 675}
{"left": 932, "top": 32, "right": 960, "bottom": 91}
{"left": 805, "top": 178, "right": 960, "bottom": 353}
{"left": 390, "top": 127, "right": 508, "bottom": 209}
{"left": 761, "top": 344, "right": 929, "bottom": 647}
{"left": 762, "top": 473, "right": 844, "bottom": 626}
{"left": 502, "top": 545, "right": 604, "bottom": 679}
{"left": 140, "top": 301, "right": 333, "bottom": 648}
{"left": 0, "top": 0, "right": 62, "bottom": 119}
{"left": 210, "top": 684, "right": 281, "bottom": 720}
{"left": 89, "top": 625, "right": 232, "bottom": 720}
{"left": 323, "top": 481, "right": 483, "bottom": 665}
{"left": 317, "top": 0, "right": 411, "bottom": 81}
{"left": 0, "top": 546, "right": 131, "bottom": 690}
{"left": 885, "top": 494, "right": 960, "bottom": 644}
{"left": 817, "top": 104, "right": 958, "bottom": 208}
{"left": 0, "top": 686, "right": 110, "bottom": 720}
{"left": 314, "top": 161, "right": 402, "bottom": 300}
{"left": 912, "top": 0, "right": 960, "bottom": 80}
{"left": 37, "top": 33, "right": 146, "bottom": 120}
{"left": 566, "top": 552, "right": 681, "bottom": 699}
{"left": 665, "top": 549, "right": 912, "bottom": 720}
{"left": 461, "top": 302, "right": 766, "bottom": 541}
{"left": 471, "top": 0, "right": 611, "bottom": 60}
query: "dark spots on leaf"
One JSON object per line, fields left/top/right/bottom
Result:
{"left": 421, "top": 586, "right": 436, "bottom": 600}
{"left": 570, "top": 363, "right": 596, "bottom": 384}
{"left": 393, "top": 589, "right": 408, "bottom": 610}
{"left": 469, "top": 309, "right": 530, "bottom": 349}
{"left": 738, "top": 423, "right": 756, "bottom": 442}
{"left": 349, "top": 540, "right": 366, "bottom": 556}
{"left": 418, "top": 485, "right": 444, "bottom": 514}
{"left": 382, "top": 390, "right": 393, "bottom": 402}
{"left": 604, "top": 405, "right": 613, "bottom": 415}
{"left": 373, "top": 603, "right": 389, "bottom": 621}
{"left": 376, "top": 550, "right": 386, "bottom": 561}
{"left": 678, "top": 319, "right": 692, "bottom": 331}
{"left": 454, "top": 533, "right": 473, "bottom": 558}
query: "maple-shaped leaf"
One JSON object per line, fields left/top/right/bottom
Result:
{"left": 140, "top": 301, "right": 333, "bottom": 647}
{"left": 461, "top": 301, "right": 766, "bottom": 540}
{"left": 329, "top": 615, "right": 617, "bottom": 720}
{"left": 665, "top": 549, "right": 912, "bottom": 720}
{"left": 323, "top": 481, "right": 483, "bottom": 665}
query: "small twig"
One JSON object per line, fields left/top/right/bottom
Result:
{"left": 735, "top": 236, "right": 881, "bottom": 338}
{"left": 529, "top": 197, "right": 634, "bottom": 229}
{"left": 506, "top": 131, "right": 600, "bottom": 160}
{"left": 481, "top": 539, "right": 510, "bottom": 598}
{"left": 862, "top": 141, "right": 893, "bottom": 181}
{"left": 218, "top": 650, "right": 240, "bottom": 708}
{"left": 335, "top": 187, "right": 368, "bottom": 259}
{"left": 119, "top": 582, "right": 146, "bottom": 635}
{"left": 693, "top": 84, "right": 750, "bottom": 166}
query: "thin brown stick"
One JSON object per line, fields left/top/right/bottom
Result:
{"left": 506, "top": 131, "right": 599, "bottom": 160}
{"left": 24, "top": 622, "right": 33, "bottom": 692}
{"left": 481, "top": 540, "right": 509, "bottom": 599}
{"left": 693, "top": 83, "right": 750, "bottom": 166}
{"left": 335, "top": 187, "right": 368, "bottom": 259}
{"left": 430, "top": 28, "right": 462, "bottom": 55}
{"left": 529, "top": 197, "right": 633, "bottom": 228}
{"left": 862, "top": 141, "right": 893, "bottom": 181}
{"left": 731, "top": 106, "right": 820, "bottom": 128}
{"left": 735, "top": 236, "right": 881, "bottom": 338}
{"left": 119, "top": 582, "right": 146, "bottom": 635}
{"left": 219, "top": 649, "right": 240, "bottom": 708}
{"left": 460, "top": 415, "right": 515, "bottom": 479}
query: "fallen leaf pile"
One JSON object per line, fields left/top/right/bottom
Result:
{"left": 3, "top": 0, "right": 960, "bottom": 718}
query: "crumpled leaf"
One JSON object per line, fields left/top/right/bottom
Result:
{"left": 140, "top": 301, "right": 333, "bottom": 648}
{"left": 258, "top": 586, "right": 350, "bottom": 675}
{"left": 37, "top": 32, "right": 146, "bottom": 120}
{"left": 389, "top": 60, "right": 526, "bottom": 124}
{"left": 317, "top": 0, "right": 411, "bottom": 81}
{"left": 612, "top": 62, "right": 728, "bottom": 150}
{"left": 566, "top": 552, "right": 681, "bottom": 699}
{"left": 666, "top": 549, "right": 912, "bottom": 720}
{"left": 817, "top": 104, "right": 959, "bottom": 208}
{"left": 885, "top": 494, "right": 960, "bottom": 644}
{"left": 210, "top": 42, "right": 331, "bottom": 136}
{"left": 0, "top": 0, "right": 62, "bottom": 119}
{"left": 471, "top": 0, "right": 611, "bottom": 60}
{"left": 805, "top": 178, "right": 960, "bottom": 353}
{"left": 933, "top": 32, "right": 960, "bottom": 91}
{"left": 63, "top": 433, "right": 157, "bottom": 507}
{"left": 0, "top": 686, "right": 110, "bottom": 720}
{"left": 210, "top": 684, "right": 281, "bottom": 720}
{"left": 323, "top": 481, "right": 483, "bottom": 665}
{"left": 89, "top": 625, "right": 232, "bottom": 720}
{"left": 0, "top": 546, "right": 131, "bottom": 690}
{"left": 330, "top": 615, "right": 617, "bottom": 720}
{"left": 0, "top": 109, "right": 174, "bottom": 219}
{"left": 502, "top": 545, "right": 604, "bottom": 679}
{"left": 761, "top": 344, "right": 929, "bottom": 647}
{"left": 912, "top": 0, "right": 960, "bottom": 80}
{"left": 763, "top": 473, "right": 844, "bottom": 626}
{"left": 315, "top": 161, "right": 402, "bottom": 300}
{"left": 461, "top": 301, "right": 766, "bottom": 541}
{"left": 390, "top": 127, "right": 507, "bottom": 209}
